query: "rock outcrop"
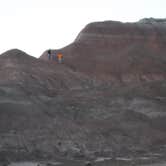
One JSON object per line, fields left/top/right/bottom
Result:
{"left": 41, "top": 18, "right": 166, "bottom": 83}
{"left": 0, "top": 18, "right": 166, "bottom": 161}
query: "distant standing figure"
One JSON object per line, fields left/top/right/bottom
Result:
{"left": 48, "top": 49, "right": 51, "bottom": 60}
{"left": 53, "top": 52, "right": 57, "bottom": 61}
{"left": 57, "top": 53, "right": 63, "bottom": 63}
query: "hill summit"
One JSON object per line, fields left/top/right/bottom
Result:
{"left": 1, "top": 49, "right": 34, "bottom": 60}
{"left": 40, "top": 18, "right": 166, "bottom": 83}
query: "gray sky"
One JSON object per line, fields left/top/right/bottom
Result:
{"left": 0, "top": 0, "right": 165, "bottom": 57}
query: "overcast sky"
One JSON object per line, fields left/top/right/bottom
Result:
{"left": 0, "top": 0, "right": 165, "bottom": 57}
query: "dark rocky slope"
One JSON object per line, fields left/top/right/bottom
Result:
{"left": 41, "top": 18, "right": 166, "bottom": 83}
{"left": 0, "top": 18, "right": 166, "bottom": 161}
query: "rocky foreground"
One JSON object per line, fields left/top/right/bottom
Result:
{"left": 0, "top": 18, "right": 166, "bottom": 163}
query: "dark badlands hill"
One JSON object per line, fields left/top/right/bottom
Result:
{"left": 0, "top": 18, "right": 166, "bottom": 161}
{"left": 41, "top": 18, "right": 166, "bottom": 83}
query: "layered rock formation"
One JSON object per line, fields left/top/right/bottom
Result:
{"left": 41, "top": 18, "right": 166, "bottom": 83}
{"left": 0, "top": 18, "right": 166, "bottom": 161}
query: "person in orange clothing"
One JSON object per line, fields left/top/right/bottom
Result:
{"left": 57, "top": 53, "right": 63, "bottom": 63}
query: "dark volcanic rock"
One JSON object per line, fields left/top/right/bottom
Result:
{"left": 1, "top": 18, "right": 166, "bottom": 160}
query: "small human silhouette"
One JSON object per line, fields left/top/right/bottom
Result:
{"left": 53, "top": 53, "right": 57, "bottom": 61}
{"left": 47, "top": 49, "right": 51, "bottom": 60}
